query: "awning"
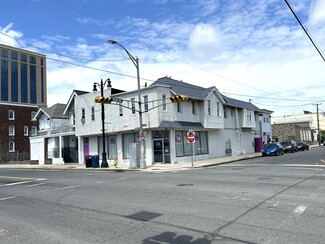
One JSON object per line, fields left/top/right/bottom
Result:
{"left": 159, "top": 121, "right": 204, "bottom": 129}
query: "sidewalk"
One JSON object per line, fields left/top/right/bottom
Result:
{"left": 0, "top": 153, "right": 262, "bottom": 171}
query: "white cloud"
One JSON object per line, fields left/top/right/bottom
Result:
{"left": 309, "top": 0, "right": 325, "bottom": 26}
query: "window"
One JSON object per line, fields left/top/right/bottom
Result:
{"left": 81, "top": 108, "right": 85, "bottom": 123}
{"left": 208, "top": 100, "right": 211, "bottom": 115}
{"left": 192, "top": 100, "right": 196, "bottom": 114}
{"left": 177, "top": 102, "right": 182, "bottom": 113}
{"left": 119, "top": 101, "right": 123, "bottom": 116}
{"left": 32, "top": 126, "right": 37, "bottom": 136}
{"left": 9, "top": 126, "right": 15, "bottom": 136}
{"left": 131, "top": 98, "right": 136, "bottom": 114}
{"left": 175, "top": 131, "right": 209, "bottom": 157}
{"left": 91, "top": 106, "right": 95, "bottom": 121}
{"left": 162, "top": 95, "right": 167, "bottom": 111}
{"left": 9, "top": 142, "right": 15, "bottom": 152}
{"left": 267, "top": 117, "right": 269, "bottom": 123}
{"left": 224, "top": 107, "right": 227, "bottom": 118}
{"left": 8, "top": 110, "right": 14, "bottom": 120}
{"left": 231, "top": 108, "right": 234, "bottom": 117}
{"left": 31, "top": 111, "right": 37, "bottom": 120}
{"left": 108, "top": 135, "right": 117, "bottom": 159}
{"left": 143, "top": 95, "right": 148, "bottom": 112}
{"left": 123, "top": 133, "right": 135, "bottom": 159}
{"left": 24, "top": 126, "right": 28, "bottom": 136}
{"left": 247, "top": 110, "right": 252, "bottom": 121}
{"left": 217, "top": 102, "right": 220, "bottom": 116}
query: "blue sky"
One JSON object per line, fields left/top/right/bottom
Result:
{"left": 1, "top": 0, "right": 325, "bottom": 117}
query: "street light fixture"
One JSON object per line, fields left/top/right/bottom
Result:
{"left": 107, "top": 39, "right": 146, "bottom": 169}
{"left": 93, "top": 78, "right": 111, "bottom": 168}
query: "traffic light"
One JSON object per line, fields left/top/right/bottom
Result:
{"left": 94, "top": 96, "right": 113, "bottom": 104}
{"left": 170, "top": 95, "right": 188, "bottom": 103}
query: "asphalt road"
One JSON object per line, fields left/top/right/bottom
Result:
{"left": 0, "top": 146, "right": 325, "bottom": 243}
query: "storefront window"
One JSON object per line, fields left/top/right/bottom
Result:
{"left": 175, "top": 130, "right": 208, "bottom": 157}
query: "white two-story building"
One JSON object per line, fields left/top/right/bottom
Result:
{"left": 30, "top": 77, "right": 265, "bottom": 167}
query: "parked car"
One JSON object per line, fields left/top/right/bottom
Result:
{"left": 262, "top": 142, "right": 284, "bottom": 156}
{"left": 296, "top": 141, "right": 309, "bottom": 151}
{"left": 280, "top": 140, "right": 298, "bottom": 153}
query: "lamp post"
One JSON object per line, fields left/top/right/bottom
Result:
{"left": 107, "top": 40, "right": 146, "bottom": 168}
{"left": 93, "top": 78, "right": 111, "bottom": 168}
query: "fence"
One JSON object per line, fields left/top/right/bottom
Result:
{"left": 0, "top": 152, "right": 30, "bottom": 163}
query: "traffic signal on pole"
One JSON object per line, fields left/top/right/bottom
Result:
{"left": 170, "top": 95, "right": 188, "bottom": 103}
{"left": 94, "top": 96, "right": 113, "bottom": 104}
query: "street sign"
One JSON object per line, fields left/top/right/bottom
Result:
{"left": 187, "top": 131, "right": 195, "bottom": 143}
{"left": 139, "top": 131, "right": 146, "bottom": 141}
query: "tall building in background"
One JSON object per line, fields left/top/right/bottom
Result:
{"left": 0, "top": 44, "right": 47, "bottom": 162}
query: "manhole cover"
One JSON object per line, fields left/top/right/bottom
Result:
{"left": 176, "top": 184, "right": 194, "bottom": 187}
{"left": 125, "top": 211, "right": 163, "bottom": 222}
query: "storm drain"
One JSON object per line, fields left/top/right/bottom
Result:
{"left": 125, "top": 210, "right": 163, "bottom": 222}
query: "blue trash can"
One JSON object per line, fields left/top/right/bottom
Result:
{"left": 92, "top": 155, "right": 99, "bottom": 168}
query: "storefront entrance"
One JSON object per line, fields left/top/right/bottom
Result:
{"left": 152, "top": 130, "right": 170, "bottom": 164}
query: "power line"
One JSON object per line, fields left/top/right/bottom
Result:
{"left": 284, "top": 0, "right": 325, "bottom": 62}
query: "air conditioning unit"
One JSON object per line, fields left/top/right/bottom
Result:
{"left": 81, "top": 118, "right": 85, "bottom": 123}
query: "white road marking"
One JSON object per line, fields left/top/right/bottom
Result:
{"left": 60, "top": 185, "right": 80, "bottom": 190}
{"left": 24, "top": 183, "right": 46, "bottom": 188}
{"left": 292, "top": 204, "right": 308, "bottom": 215}
{"left": 0, "top": 196, "right": 17, "bottom": 201}
{"left": 5, "top": 181, "right": 32, "bottom": 186}
{"left": 117, "top": 177, "right": 129, "bottom": 180}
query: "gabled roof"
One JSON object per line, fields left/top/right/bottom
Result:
{"left": 150, "top": 77, "right": 212, "bottom": 100}
{"left": 63, "top": 90, "right": 89, "bottom": 115}
{"left": 222, "top": 95, "right": 261, "bottom": 112}
{"left": 150, "top": 77, "right": 262, "bottom": 112}
{"left": 34, "top": 103, "right": 67, "bottom": 120}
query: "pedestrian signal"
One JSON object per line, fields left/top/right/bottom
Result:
{"left": 94, "top": 96, "right": 113, "bottom": 104}
{"left": 170, "top": 95, "right": 188, "bottom": 103}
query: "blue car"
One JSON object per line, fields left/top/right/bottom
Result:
{"left": 262, "top": 143, "right": 284, "bottom": 156}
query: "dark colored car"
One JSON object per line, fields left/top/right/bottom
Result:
{"left": 296, "top": 141, "right": 309, "bottom": 151}
{"left": 280, "top": 140, "right": 298, "bottom": 153}
{"left": 262, "top": 143, "right": 284, "bottom": 156}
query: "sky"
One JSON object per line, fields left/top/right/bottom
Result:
{"left": 1, "top": 0, "right": 325, "bottom": 118}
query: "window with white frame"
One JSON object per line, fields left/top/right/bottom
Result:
{"left": 31, "top": 111, "right": 36, "bottom": 120}
{"left": 217, "top": 102, "right": 220, "bottom": 116}
{"left": 143, "top": 95, "right": 148, "bottom": 112}
{"left": 9, "top": 141, "right": 15, "bottom": 152}
{"left": 162, "top": 95, "right": 167, "bottom": 111}
{"left": 208, "top": 100, "right": 211, "bottom": 115}
{"left": 81, "top": 108, "right": 85, "bottom": 123}
{"left": 247, "top": 110, "right": 252, "bottom": 121}
{"left": 31, "top": 126, "right": 37, "bottom": 136}
{"left": 131, "top": 98, "right": 136, "bottom": 114}
{"left": 192, "top": 100, "right": 196, "bottom": 114}
{"left": 91, "top": 106, "right": 95, "bottom": 121}
{"left": 177, "top": 102, "right": 182, "bottom": 113}
{"left": 9, "top": 126, "right": 15, "bottom": 136}
{"left": 8, "top": 110, "right": 14, "bottom": 120}
{"left": 24, "top": 126, "right": 28, "bottom": 136}
{"left": 119, "top": 101, "right": 123, "bottom": 116}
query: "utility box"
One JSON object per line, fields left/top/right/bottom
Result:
{"left": 129, "top": 143, "right": 140, "bottom": 169}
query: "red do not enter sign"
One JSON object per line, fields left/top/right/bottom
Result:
{"left": 187, "top": 131, "right": 196, "bottom": 143}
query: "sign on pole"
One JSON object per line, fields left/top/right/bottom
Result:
{"left": 187, "top": 131, "right": 196, "bottom": 143}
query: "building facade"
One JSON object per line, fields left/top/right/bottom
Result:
{"left": 0, "top": 44, "right": 46, "bottom": 162}
{"left": 30, "top": 77, "right": 269, "bottom": 167}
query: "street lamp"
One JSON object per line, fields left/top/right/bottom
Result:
{"left": 107, "top": 39, "right": 146, "bottom": 169}
{"left": 93, "top": 78, "right": 111, "bottom": 168}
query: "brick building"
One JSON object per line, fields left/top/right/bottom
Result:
{"left": 0, "top": 44, "right": 46, "bottom": 162}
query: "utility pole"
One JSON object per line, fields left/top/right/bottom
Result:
{"left": 314, "top": 103, "right": 322, "bottom": 146}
